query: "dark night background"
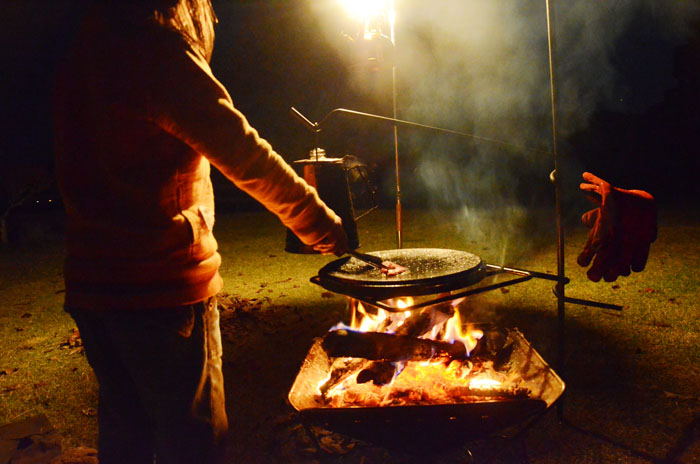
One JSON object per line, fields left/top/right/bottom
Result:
{"left": 1, "top": 0, "right": 700, "bottom": 239}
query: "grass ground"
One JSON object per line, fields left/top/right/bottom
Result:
{"left": 1, "top": 205, "right": 698, "bottom": 463}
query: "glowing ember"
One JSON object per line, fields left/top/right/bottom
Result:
{"left": 469, "top": 378, "right": 502, "bottom": 390}
{"left": 322, "top": 358, "right": 528, "bottom": 408}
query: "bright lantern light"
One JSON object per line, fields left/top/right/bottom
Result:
{"left": 338, "top": 0, "right": 392, "bottom": 20}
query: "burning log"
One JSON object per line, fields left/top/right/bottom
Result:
{"left": 347, "top": 301, "right": 459, "bottom": 385}
{"left": 356, "top": 362, "right": 396, "bottom": 385}
{"left": 321, "top": 329, "right": 467, "bottom": 362}
{"left": 395, "top": 302, "right": 454, "bottom": 337}
{"left": 322, "top": 326, "right": 515, "bottom": 386}
{"left": 323, "top": 324, "right": 467, "bottom": 386}
{"left": 318, "top": 357, "right": 367, "bottom": 397}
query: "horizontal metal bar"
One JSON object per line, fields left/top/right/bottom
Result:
{"left": 485, "top": 264, "right": 569, "bottom": 284}
{"left": 562, "top": 295, "right": 623, "bottom": 311}
{"left": 314, "top": 264, "right": 618, "bottom": 311}
{"left": 353, "top": 205, "right": 379, "bottom": 221}
{"left": 357, "top": 274, "right": 534, "bottom": 312}
{"left": 294, "top": 106, "right": 552, "bottom": 155}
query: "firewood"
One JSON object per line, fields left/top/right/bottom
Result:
{"left": 340, "top": 302, "right": 458, "bottom": 386}
{"left": 318, "top": 357, "right": 368, "bottom": 397}
{"left": 322, "top": 329, "right": 467, "bottom": 362}
{"left": 356, "top": 362, "right": 396, "bottom": 385}
{"left": 394, "top": 302, "right": 454, "bottom": 338}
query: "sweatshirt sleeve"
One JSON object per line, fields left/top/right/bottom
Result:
{"left": 144, "top": 36, "right": 341, "bottom": 246}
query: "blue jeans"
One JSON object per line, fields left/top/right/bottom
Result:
{"left": 67, "top": 297, "right": 228, "bottom": 464}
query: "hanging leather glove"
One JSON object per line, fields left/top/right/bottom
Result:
{"left": 577, "top": 172, "right": 657, "bottom": 282}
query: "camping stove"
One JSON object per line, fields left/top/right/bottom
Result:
{"left": 288, "top": 249, "right": 567, "bottom": 447}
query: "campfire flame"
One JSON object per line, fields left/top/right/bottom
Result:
{"left": 350, "top": 296, "right": 483, "bottom": 355}
{"left": 314, "top": 297, "right": 527, "bottom": 408}
{"left": 442, "top": 304, "right": 483, "bottom": 354}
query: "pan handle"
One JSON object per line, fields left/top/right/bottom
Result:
{"left": 346, "top": 250, "right": 386, "bottom": 270}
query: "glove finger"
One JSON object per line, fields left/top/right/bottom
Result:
{"left": 577, "top": 248, "right": 595, "bottom": 268}
{"left": 640, "top": 214, "right": 658, "bottom": 243}
{"left": 577, "top": 227, "right": 600, "bottom": 267}
{"left": 582, "top": 171, "right": 607, "bottom": 185}
{"left": 613, "top": 236, "right": 637, "bottom": 279}
{"left": 603, "top": 257, "right": 629, "bottom": 282}
{"left": 581, "top": 173, "right": 613, "bottom": 199}
{"left": 580, "top": 182, "right": 601, "bottom": 197}
{"left": 578, "top": 212, "right": 611, "bottom": 269}
{"left": 587, "top": 245, "right": 614, "bottom": 282}
{"left": 587, "top": 261, "right": 605, "bottom": 282}
{"left": 581, "top": 209, "right": 599, "bottom": 228}
{"left": 601, "top": 243, "right": 626, "bottom": 282}
{"left": 631, "top": 243, "right": 651, "bottom": 272}
{"left": 583, "top": 193, "right": 602, "bottom": 206}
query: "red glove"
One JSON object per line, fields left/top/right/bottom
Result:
{"left": 577, "top": 172, "right": 657, "bottom": 282}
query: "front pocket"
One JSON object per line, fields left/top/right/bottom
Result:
{"left": 181, "top": 209, "right": 201, "bottom": 244}
{"left": 198, "top": 205, "right": 215, "bottom": 232}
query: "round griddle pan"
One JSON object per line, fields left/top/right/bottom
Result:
{"left": 313, "top": 248, "right": 487, "bottom": 300}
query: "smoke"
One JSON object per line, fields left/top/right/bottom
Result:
{"left": 311, "top": 0, "right": 700, "bottom": 262}
{"left": 397, "top": 1, "right": 548, "bottom": 139}
{"left": 390, "top": 0, "right": 699, "bottom": 263}
{"left": 397, "top": 0, "right": 700, "bottom": 138}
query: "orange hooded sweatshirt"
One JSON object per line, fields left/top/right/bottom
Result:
{"left": 53, "top": 10, "right": 341, "bottom": 310}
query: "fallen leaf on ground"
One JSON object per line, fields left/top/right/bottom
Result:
{"left": 61, "top": 328, "right": 82, "bottom": 349}
{"left": 663, "top": 391, "right": 696, "bottom": 400}
{"left": 645, "top": 321, "right": 671, "bottom": 328}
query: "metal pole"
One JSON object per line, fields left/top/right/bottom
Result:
{"left": 389, "top": 0, "right": 402, "bottom": 249}
{"left": 545, "top": 0, "right": 566, "bottom": 420}
{"left": 392, "top": 66, "right": 402, "bottom": 249}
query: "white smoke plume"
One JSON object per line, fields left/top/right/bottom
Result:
{"left": 312, "top": 0, "right": 700, "bottom": 263}
{"left": 396, "top": 0, "right": 700, "bottom": 138}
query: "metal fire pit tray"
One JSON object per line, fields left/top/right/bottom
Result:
{"left": 288, "top": 328, "right": 565, "bottom": 447}
{"left": 313, "top": 248, "right": 488, "bottom": 300}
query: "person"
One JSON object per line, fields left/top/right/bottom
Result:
{"left": 51, "top": 0, "right": 348, "bottom": 462}
{"left": 577, "top": 172, "right": 657, "bottom": 282}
